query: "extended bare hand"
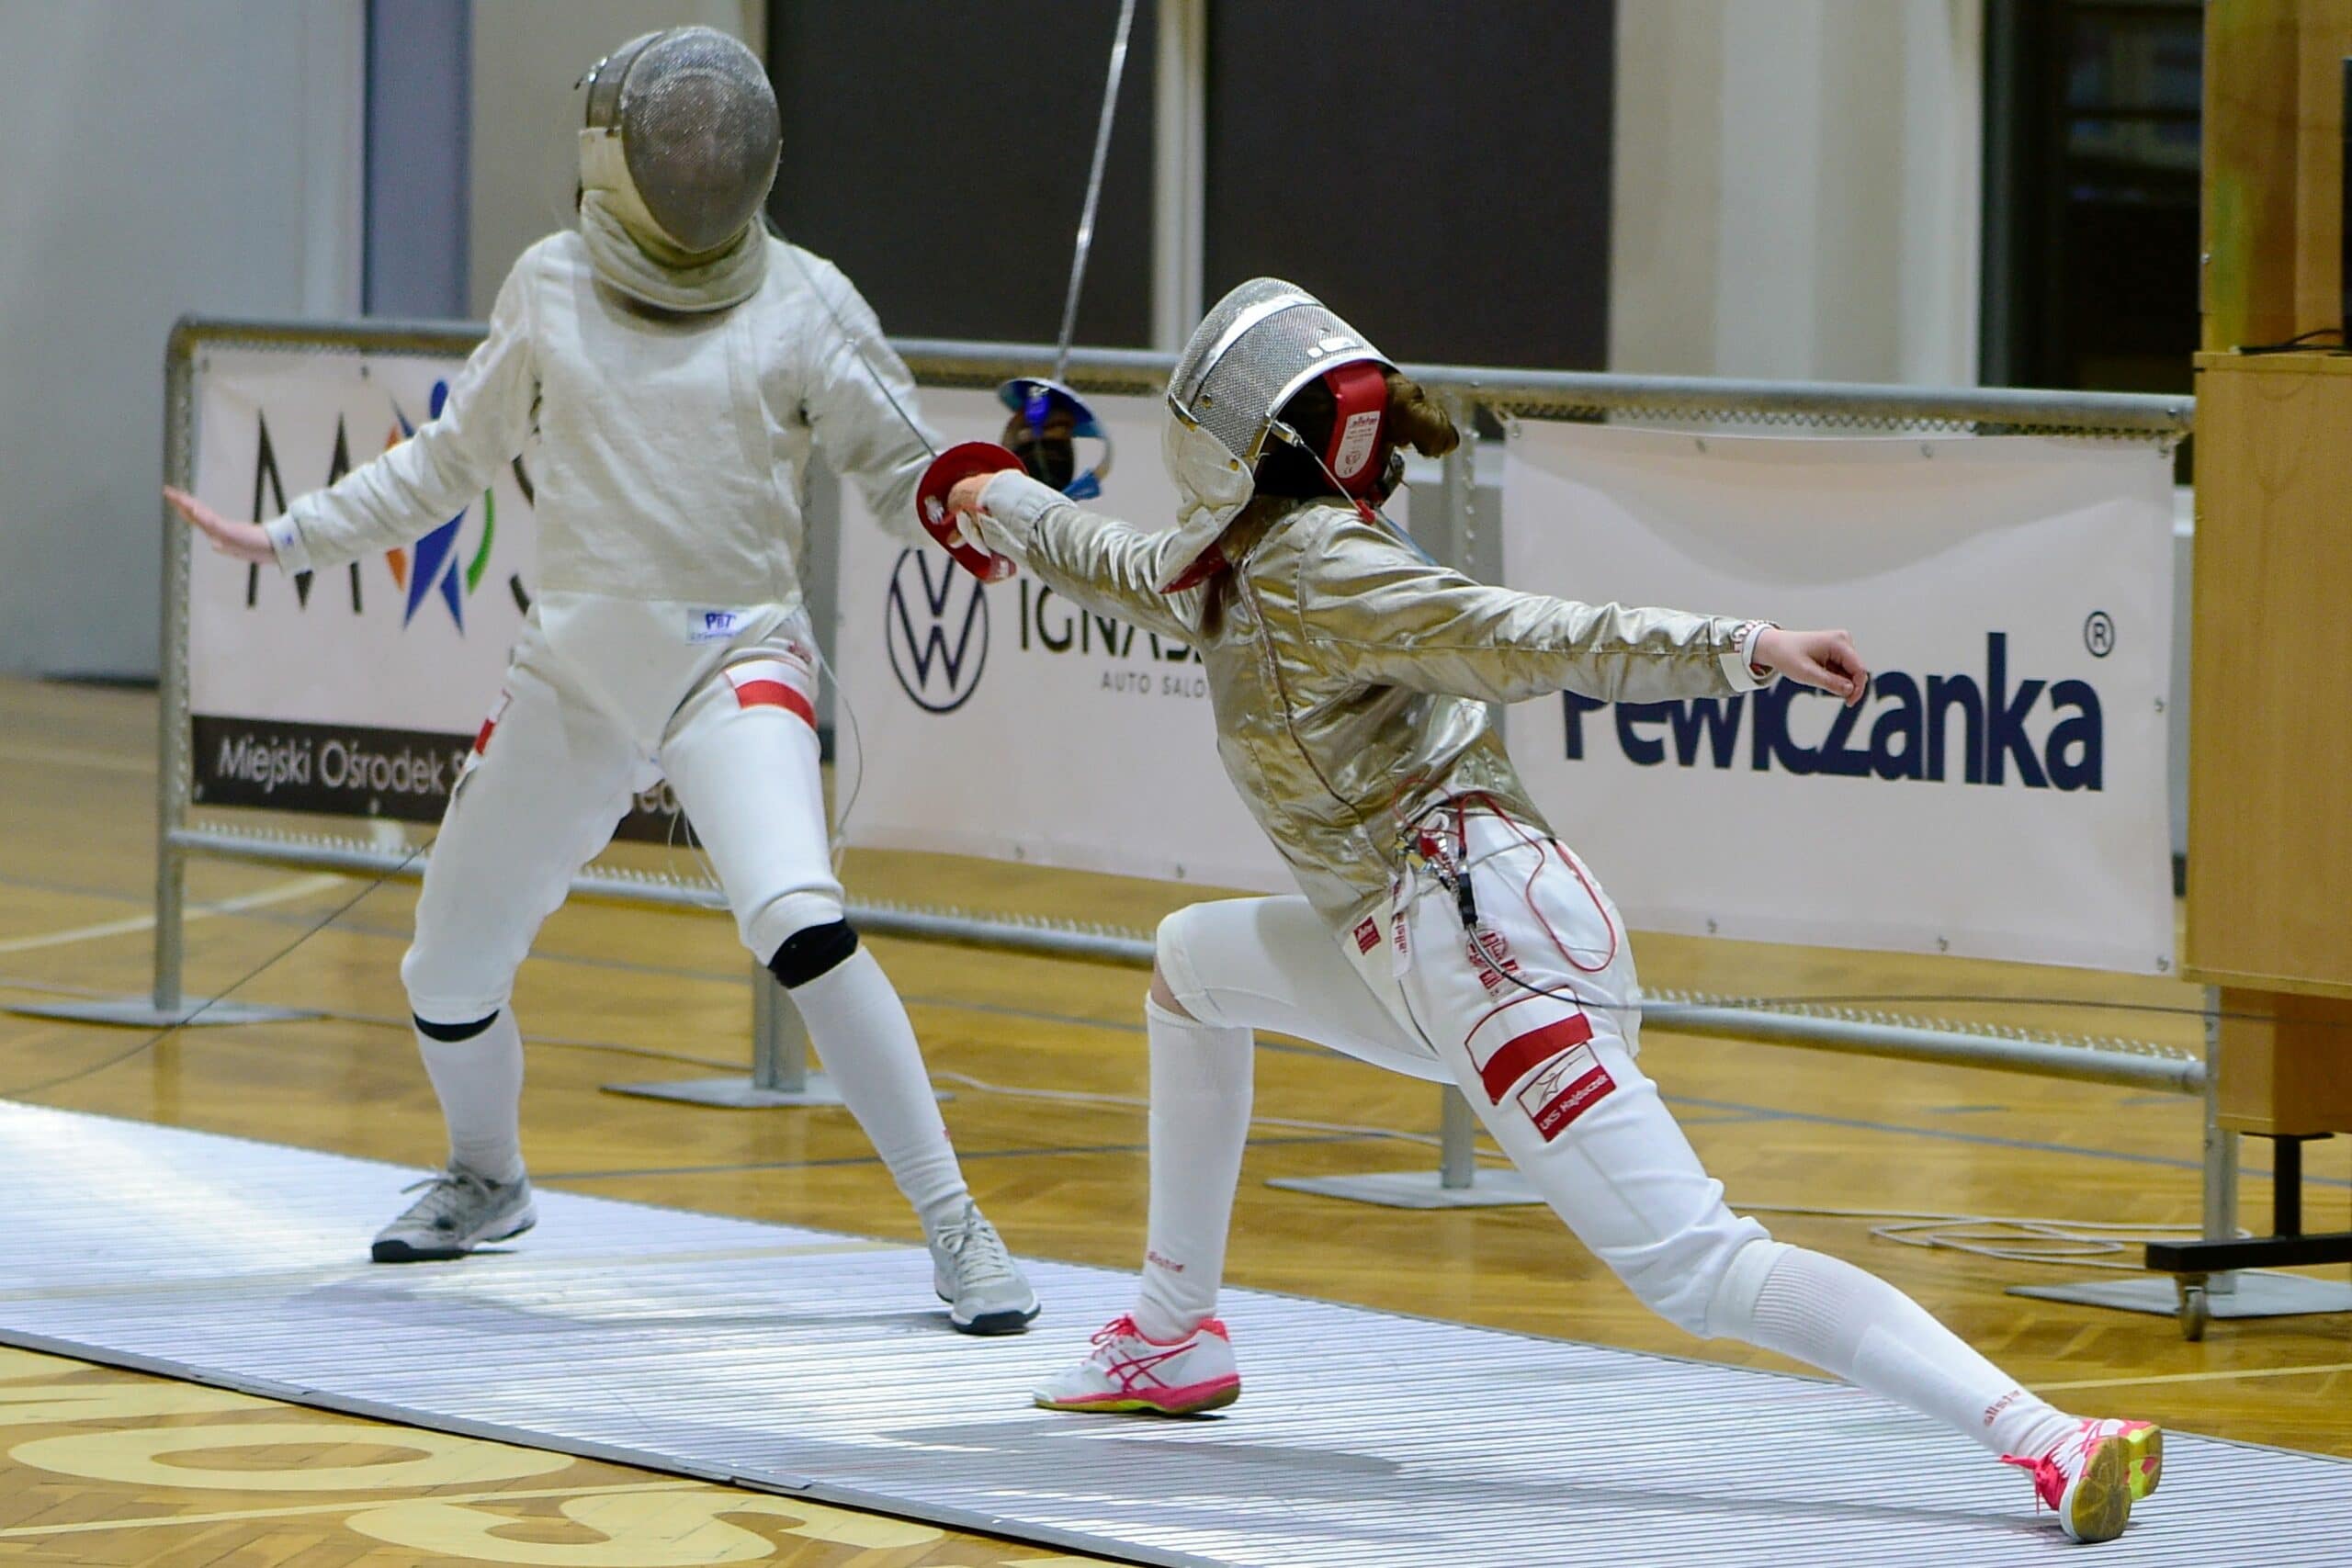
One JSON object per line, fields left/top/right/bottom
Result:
{"left": 1754, "top": 627, "right": 1869, "bottom": 706}
{"left": 164, "top": 486, "right": 275, "bottom": 566}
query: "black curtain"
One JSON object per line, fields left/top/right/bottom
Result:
{"left": 766, "top": 0, "right": 1158, "bottom": 347}
{"left": 765, "top": 1, "right": 1615, "bottom": 368}
{"left": 1204, "top": 0, "right": 1614, "bottom": 369}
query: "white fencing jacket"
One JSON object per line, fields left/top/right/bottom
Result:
{"left": 267, "top": 230, "right": 935, "bottom": 611}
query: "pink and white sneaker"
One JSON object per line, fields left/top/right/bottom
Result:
{"left": 2002, "top": 1416, "right": 2163, "bottom": 1543}
{"left": 1032, "top": 1315, "right": 1242, "bottom": 1416}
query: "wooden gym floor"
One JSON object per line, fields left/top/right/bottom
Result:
{"left": 0, "top": 673, "right": 2346, "bottom": 1566}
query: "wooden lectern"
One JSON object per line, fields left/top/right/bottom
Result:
{"left": 2140, "top": 0, "right": 2352, "bottom": 1334}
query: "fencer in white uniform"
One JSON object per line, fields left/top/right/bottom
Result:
{"left": 168, "top": 28, "right": 1037, "bottom": 1334}
{"left": 944, "top": 280, "right": 2162, "bottom": 1538}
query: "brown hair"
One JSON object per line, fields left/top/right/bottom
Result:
{"left": 1254, "top": 370, "right": 1460, "bottom": 498}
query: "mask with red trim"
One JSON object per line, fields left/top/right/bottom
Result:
{"left": 1158, "top": 277, "right": 1398, "bottom": 592}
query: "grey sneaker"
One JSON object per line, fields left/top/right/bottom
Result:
{"left": 372, "top": 1166, "right": 536, "bottom": 1263}
{"left": 929, "top": 1200, "right": 1040, "bottom": 1335}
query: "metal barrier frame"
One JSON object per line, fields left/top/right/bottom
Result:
{"left": 38, "top": 315, "right": 2228, "bottom": 1272}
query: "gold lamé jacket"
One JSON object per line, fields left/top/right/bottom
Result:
{"left": 977, "top": 473, "right": 1770, "bottom": 931}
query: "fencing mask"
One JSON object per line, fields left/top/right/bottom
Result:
{"left": 1159, "top": 278, "right": 1396, "bottom": 591}
{"left": 576, "top": 27, "right": 781, "bottom": 313}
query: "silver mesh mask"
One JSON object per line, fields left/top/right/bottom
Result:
{"left": 581, "top": 27, "right": 780, "bottom": 255}
{"left": 1157, "top": 278, "right": 1392, "bottom": 590}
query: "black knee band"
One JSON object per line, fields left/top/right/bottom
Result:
{"left": 766, "top": 920, "right": 859, "bottom": 988}
{"left": 413, "top": 1010, "right": 500, "bottom": 1043}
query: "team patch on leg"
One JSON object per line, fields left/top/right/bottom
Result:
{"left": 471, "top": 692, "right": 511, "bottom": 756}
{"left": 721, "top": 659, "right": 816, "bottom": 728}
{"left": 1514, "top": 1041, "right": 1616, "bottom": 1143}
{"left": 1462, "top": 998, "right": 1616, "bottom": 1142}
{"left": 456, "top": 692, "right": 513, "bottom": 794}
{"left": 1470, "top": 1003, "right": 1597, "bottom": 1104}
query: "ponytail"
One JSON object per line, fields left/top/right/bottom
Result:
{"left": 1382, "top": 372, "right": 1459, "bottom": 458}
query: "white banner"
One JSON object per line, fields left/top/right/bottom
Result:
{"left": 1503, "top": 424, "right": 2176, "bottom": 974}
{"left": 187, "top": 347, "right": 560, "bottom": 825}
{"left": 834, "top": 388, "right": 1290, "bottom": 892}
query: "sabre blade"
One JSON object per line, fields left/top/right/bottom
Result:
{"left": 1051, "top": 0, "right": 1136, "bottom": 387}
{"left": 775, "top": 237, "right": 939, "bottom": 460}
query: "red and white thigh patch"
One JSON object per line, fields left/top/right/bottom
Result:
{"left": 1465, "top": 998, "right": 1615, "bottom": 1143}
{"left": 458, "top": 691, "right": 512, "bottom": 784}
{"left": 1513, "top": 1040, "right": 1616, "bottom": 1143}
{"left": 721, "top": 659, "right": 816, "bottom": 728}
{"left": 471, "top": 691, "right": 511, "bottom": 756}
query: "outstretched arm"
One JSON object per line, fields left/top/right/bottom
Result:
{"left": 232, "top": 266, "right": 537, "bottom": 576}
{"left": 1291, "top": 512, "right": 1864, "bottom": 705}
{"left": 797, "top": 256, "right": 939, "bottom": 547}
{"left": 945, "top": 469, "right": 1198, "bottom": 645}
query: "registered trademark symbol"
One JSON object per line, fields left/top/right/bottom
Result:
{"left": 2083, "top": 611, "right": 2116, "bottom": 658}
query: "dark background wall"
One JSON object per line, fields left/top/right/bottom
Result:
{"left": 1204, "top": 0, "right": 1614, "bottom": 368}
{"left": 767, "top": 0, "right": 1159, "bottom": 346}
{"left": 765, "top": 0, "right": 1616, "bottom": 366}
{"left": 1980, "top": 0, "right": 2201, "bottom": 394}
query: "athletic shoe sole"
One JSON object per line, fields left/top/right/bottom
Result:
{"left": 953, "top": 1306, "right": 1041, "bottom": 1336}
{"left": 940, "top": 1293, "right": 1040, "bottom": 1337}
{"left": 2062, "top": 1434, "right": 2134, "bottom": 1545}
{"left": 2120, "top": 1423, "right": 2164, "bottom": 1502}
{"left": 1035, "top": 1378, "right": 1241, "bottom": 1416}
{"left": 371, "top": 1211, "right": 537, "bottom": 1264}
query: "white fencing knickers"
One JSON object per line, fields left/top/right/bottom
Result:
{"left": 398, "top": 595, "right": 972, "bottom": 1230}
{"left": 1154, "top": 807, "right": 1763, "bottom": 1335}
{"left": 400, "top": 597, "right": 840, "bottom": 1022}
{"left": 1149, "top": 807, "right": 2088, "bottom": 1463}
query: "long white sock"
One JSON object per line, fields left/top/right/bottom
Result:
{"left": 413, "top": 1011, "right": 526, "bottom": 1184}
{"left": 1715, "top": 1242, "right": 2076, "bottom": 1459}
{"left": 1132, "top": 997, "right": 1254, "bottom": 1343}
{"left": 787, "top": 948, "right": 968, "bottom": 1234}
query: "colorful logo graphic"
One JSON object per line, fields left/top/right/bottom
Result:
{"left": 380, "top": 382, "right": 492, "bottom": 630}
{"left": 239, "top": 373, "right": 534, "bottom": 626}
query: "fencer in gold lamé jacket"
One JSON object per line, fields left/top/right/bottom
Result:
{"left": 972, "top": 470, "right": 1775, "bottom": 934}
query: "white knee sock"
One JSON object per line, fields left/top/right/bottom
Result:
{"left": 787, "top": 948, "right": 968, "bottom": 1234}
{"left": 1713, "top": 1241, "right": 2075, "bottom": 1460}
{"left": 1132, "top": 997, "right": 1254, "bottom": 1343}
{"left": 413, "top": 1011, "right": 526, "bottom": 1184}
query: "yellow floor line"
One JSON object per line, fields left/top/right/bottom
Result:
{"left": 2039, "top": 1359, "right": 2352, "bottom": 1393}
{"left": 0, "top": 875, "right": 343, "bottom": 954}
{"left": 0, "top": 1479, "right": 707, "bottom": 1539}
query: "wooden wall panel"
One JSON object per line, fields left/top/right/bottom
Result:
{"left": 2186, "top": 355, "right": 2352, "bottom": 998}
{"left": 2203, "top": 1, "right": 2306, "bottom": 350}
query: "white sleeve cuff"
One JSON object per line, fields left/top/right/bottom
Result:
{"left": 981, "top": 468, "right": 1064, "bottom": 525}
{"left": 1720, "top": 619, "right": 1776, "bottom": 692}
{"left": 264, "top": 512, "right": 311, "bottom": 575}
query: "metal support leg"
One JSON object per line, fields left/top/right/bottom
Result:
{"left": 2019, "top": 989, "right": 2352, "bottom": 1332}
{"left": 153, "top": 847, "right": 186, "bottom": 1017}
{"left": 605, "top": 962, "right": 945, "bottom": 1110}
{"left": 5, "top": 841, "right": 317, "bottom": 1024}
{"left": 1270, "top": 1087, "right": 1544, "bottom": 1209}
{"left": 2200, "top": 987, "right": 2240, "bottom": 1297}
{"left": 0, "top": 340, "right": 309, "bottom": 1034}
{"left": 2272, "top": 1135, "right": 2304, "bottom": 1238}
{"left": 1439, "top": 1085, "right": 1477, "bottom": 1190}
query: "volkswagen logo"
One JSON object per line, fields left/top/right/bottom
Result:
{"left": 885, "top": 549, "right": 989, "bottom": 713}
